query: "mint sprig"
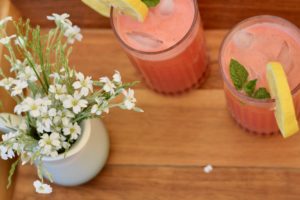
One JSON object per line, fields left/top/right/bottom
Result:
{"left": 229, "top": 59, "right": 271, "bottom": 99}
{"left": 253, "top": 88, "right": 271, "bottom": 99}
{"left": 229, "top": 59, "right": 248, "bottom": 90}
{"left": 142, "top": 0, "right": 160, "bottom": 8}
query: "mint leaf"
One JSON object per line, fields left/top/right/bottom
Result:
{"left": 253, "top": 88, "right": 271, "bottom": 99}
{"left": 142, "top": 0, "right": 160, "bottom": 7}
{"left": 244, "top": 79, "right": 257, "bottom": 96}
{"left": 230, "top": 59, "right": 249, "bottom": 90}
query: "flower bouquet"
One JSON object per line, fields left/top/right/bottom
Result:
{"left": 0, "top": 14, "right": 142, "bottom": 194}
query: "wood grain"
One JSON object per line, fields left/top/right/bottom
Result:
{"left": 10, "top": 0, "right": 300, "bottom": 29}
{"left": 0, "top": 1, "right": 20, "bottom": 200}
{"left": 69, "top": 29, "right": 226, "bottom": 90}
{"left": 13, "top": 165, "right": 300, "bottom": 200}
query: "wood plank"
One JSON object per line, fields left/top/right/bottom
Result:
{"left": 0, "top": 1, "right": 21, "bottom": 200}
{"left": 101, "top": 89, "right": 300, "bottom": 168}
{"left": 11, "top": 0, "right": 300, "bottom": 29}
{"left": 69, "top": 29, "right": 226, "bottom": 90}
{"left": 12, "top": 164, "right": 300, "bottom": 200}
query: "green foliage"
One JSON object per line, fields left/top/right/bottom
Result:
{"left": 7, "top": 158, "right": 19, "bottom": 189}
{"left": 229, "top": 59, "right": 270, "bottom": 99}
{"left": 141, "top": 0, "right": 160, "bottom": 7}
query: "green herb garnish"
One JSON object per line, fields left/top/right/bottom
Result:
{"left": 253, "top": 88, "right": 271, "bottom": 99}
{"left": 229, "top": 59, "right": 271, "bottom": 99}
{"left": 142, "top": 0, "right": 160, "bottom": 8}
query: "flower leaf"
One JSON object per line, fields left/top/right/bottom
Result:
{"left": 253, "top": 88, "right": 271, "bottom": 99}
{"left": 7, "top": 158, "right": 19, "bottom": 189}
{"left": 141, "top": 0, "right": 160, "bottom": 7}
{"left": 230, "top": 59, "right": 249, "bottom": 90}
{"left": 244, "top": 79, "right": 257, "bottom": 96}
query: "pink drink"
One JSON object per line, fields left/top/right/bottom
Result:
{"left": 220, "top": 16, "right": 300, "bottom": 135}
{"left": 111, "top": 0, "right": 208, "bottom": 94}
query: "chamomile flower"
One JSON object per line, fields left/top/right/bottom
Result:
{"left": 72, "top": 72, "right": 93, "bottom": 96}
{"left": 122, "top": 89, "right": 136, "bottom": 110}
{"left": 63, "top": 122, "right": 81, "bottom": 140}
{"left": 63, "top": 91, "right": 88, "bottom": 114}
{"left": 33, "top": 180, "right": 52, "bottom": 194}
{"left": 100, "top": 77, "right": 116, "bottom": 94}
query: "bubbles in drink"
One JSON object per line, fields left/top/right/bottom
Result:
{"left": 126, "top": 31, "right": 163, "bottom": 50}
{"left": 233, "top": 31, "right": 254, "bottom": 49}
{"left": 158, "top": 0, "right": 174, "bottom": 16}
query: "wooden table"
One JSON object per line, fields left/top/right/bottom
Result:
{"left": 2, "top": 1, "right": 300, "bottom": 200}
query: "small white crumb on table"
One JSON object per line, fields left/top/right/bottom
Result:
{"left": 203, "top": 164, "right": 213, "bottom": 174}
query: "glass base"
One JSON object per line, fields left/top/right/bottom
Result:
{"left": 144, "top": 63, "right": 210, "bottom": 95}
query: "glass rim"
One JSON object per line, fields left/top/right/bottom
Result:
{"left": 110, "top": 0, "right": 199, "bottom": 55}
{"left": 219, "top": 15, "right": 300, "bottom": 104}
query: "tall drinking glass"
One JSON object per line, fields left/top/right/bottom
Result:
{"left": 219, "top": 15, "right": 300, "bottom": 135}
{"left": 111, "top": 0, "right": 208, "bottom": 94}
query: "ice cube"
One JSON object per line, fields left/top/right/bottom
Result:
{"left": 277, "top": 41, "right": 291, "bottom": 66}
{"left": 233, "top": 31, "right": 254, "bottom": 49}
{"left": 159, "top": 0, "right": 174, "bottom": 16}
{"left": 126, "top": 31, "right": 163, "bottom": 49}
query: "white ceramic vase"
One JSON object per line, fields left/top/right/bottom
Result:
{"left": 0, "top": 114, "right": 110, "bottom": 186}
{"left": 42, "top": 119, "right": 110, "bottom": 186}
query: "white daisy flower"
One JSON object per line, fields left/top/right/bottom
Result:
{"left": 0, "top": 16, "right": 12, "bottom": 27}
{"left": 60, "top": 135, "right": 71, "bottom": 150}
{"left": 21, "top": 97, "right": 44, "bottom": 118}
{"left": 91, "top": 98, "right": 109, "bottom": 115}
{"left": 0, "top": 77, "right": 15, "bottom": 90}
{"left": 63, "top": 91, "right": 88, "bottom": 114}
{"left": 0, "top": 35, "right": 16, "bottom": 45}
{"left": 39, "top": 132, "right": 61, "bottom": 157}
{"left": 11, "top": 59, "right": 27, "bottom": 72}
{"left": 11, "top": 79, "right": 28, "bottom": 96}
{"left": 64, "top": 25, "right": 83, "bottom": 44}
{"left": 122, "top": 88, "right": 136, "bottom": 110}
{"left": 37, "top": 108, "right": 56, "bottom": 133}
{"left": 63, "top": 122, "right": 81, "bottom": 140}
{"left": 33, "top": 180, "right": 52, "bottom": 194}
{"left": 47, "top": 13, "right": 72, "bottom": 28}
{"left": 72, "top": 72, "right": 93, "bottom": 96}
{"left": 17, "top": 66, "right": 37, "bottom": 82}
{"left": 2, "top": 132, "right": 19, "bottom": 142}
{"left": 0, "top": 145, "right": 15, "bottom": 160}
{"left": 113, "top": 70, "right": 122, "bottom": 84}
{"left": 49, "top": 84, "right": 67, "bottom": 100}
{"left": 100, "top": 77, "right": 116, "bottom": 94}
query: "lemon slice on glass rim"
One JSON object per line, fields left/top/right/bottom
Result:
{"left": 266, "top": 62, "right": 299, "bottom": 138}
{"left": 81, "top": 0, "right": 149, "bottom": 22}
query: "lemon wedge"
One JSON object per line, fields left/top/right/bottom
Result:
{"left": 82, "top": 0, "right": 149, "bottom": 22}
{"left": 266, "top": 62, "right": 299, "bottom": 138}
